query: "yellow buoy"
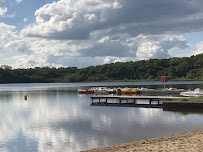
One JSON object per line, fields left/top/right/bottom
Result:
{"left": 24, "top": 95, "right": 28, "bottom": 100}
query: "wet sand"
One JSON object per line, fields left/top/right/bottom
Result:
{"left": 83, "top": 130, "right": 203, "bottom": 152}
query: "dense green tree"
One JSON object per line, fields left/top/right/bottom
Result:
{"left": 0, "top": 54, "right": 202, "bottom": 83}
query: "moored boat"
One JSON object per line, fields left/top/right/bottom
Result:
{"left": 180, "top": 88, "right": 203, "bottom": 97}
{"left": 77, "top": 89, "right": 94, "bottom": 94}
{"left": 92, "top": 87, "right": 109, "bottom": 95}
{"left": 116, "top": 88, "right": 137, "bottom": 95}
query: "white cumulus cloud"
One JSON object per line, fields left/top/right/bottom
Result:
{"left": 193, "top": 41, "right": 203, "bottom": 55}
{"left": 0, "top": 7, "right": 7, "bottom": 16}
{"left": 0, "top": 22, "right": 18, "bottom": 50}
{"left": 2, "top": 0, "right": 202, "bottom": 68}
{"left": 21, "top": 0, "right": 203, "bottom": 40}
{"left": 136, "top": 35, "right": 189, "bottom": 60}
{"left": 21, "top": 0, "right": 122, "bottom": 40}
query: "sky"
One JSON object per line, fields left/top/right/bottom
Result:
{"left": 0, "top": 0, "right": 203, "bottom": 69}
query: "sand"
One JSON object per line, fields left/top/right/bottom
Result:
{"left": 83, "top": 130, "right": 203, "bottom": 152}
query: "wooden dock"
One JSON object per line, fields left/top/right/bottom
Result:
{"left": 91, "top": 95, "right": 182, "bottom": 108}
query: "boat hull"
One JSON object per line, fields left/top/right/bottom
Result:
{"left": 78, "top": 89, "right": 94, "bottom": 94}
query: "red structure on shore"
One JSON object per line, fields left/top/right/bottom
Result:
{"left": 162, "top": 76, "right": 168, "bottom": 82}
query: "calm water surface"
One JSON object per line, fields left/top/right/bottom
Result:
{"left": 0, "top": 81, "right": 203, "bottom": 152}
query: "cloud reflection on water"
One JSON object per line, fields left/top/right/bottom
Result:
{"left": 0, "top": 89, "right": 202, "bottom": 151}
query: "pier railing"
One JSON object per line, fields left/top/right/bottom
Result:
{"left": 91, "top": 95, "right": 181, "bottom": 108}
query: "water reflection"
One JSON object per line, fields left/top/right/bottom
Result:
{"left": 0, "top": 85, "right": 203, "bottom": 151}
{"left": 164, "top": 109, "right": 203, "bottom": 115}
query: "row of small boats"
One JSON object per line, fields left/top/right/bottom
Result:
{"left": 78, "top": 87, "right": 203, "bottom": 97}
{"left": 77, "top": 87, "right": 112, "bottom": 95}
{"left": 78, "top": 87, "right": 138, "bottom": 95}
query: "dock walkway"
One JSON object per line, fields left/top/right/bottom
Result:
{"left": 91, "top": 95, "right": 182, "bottom": 108}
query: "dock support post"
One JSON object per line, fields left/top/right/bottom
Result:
{"left": 149, "top": 99, "right": 151, "bottom": 105}
{"left": 106, "top": 98, "right": 107, "bottom": 104}
{"left": 149, "top": 99, "right": 152, "bottom": 108}
{"left": 99, "top": 99, "right": 100, "bottom": 103}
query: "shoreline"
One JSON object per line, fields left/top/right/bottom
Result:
{"left": 83, "top": 130, "right": 203, "bottom": 152}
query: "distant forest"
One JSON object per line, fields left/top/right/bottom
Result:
{"left": 0, "top": 54, "right": 203, "bottom": 83}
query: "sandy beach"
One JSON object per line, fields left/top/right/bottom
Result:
{"left": 83, "top": 130, "right": 203, "bottom": 152}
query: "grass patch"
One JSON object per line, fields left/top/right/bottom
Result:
{"left": 172, "top": 96, "right": 203, "bottom": 102}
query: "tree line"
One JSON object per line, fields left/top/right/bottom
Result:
{"left": 0, "top": 54, "right": 202, "bottom": 83}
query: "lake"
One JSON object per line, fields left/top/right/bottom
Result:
{"left": 0, "top": 81, "right": 203, "bottom": 152}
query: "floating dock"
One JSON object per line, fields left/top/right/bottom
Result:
{"left": 91, "top": 95, "right": 182, "bottom": 108}
{"left": 137, "top": 89, "right": 181, "bottom": 95}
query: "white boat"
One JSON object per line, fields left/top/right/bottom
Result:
{"left": 92, "top": 87, "right": 108, "bottom": 95}
{"left": 91, "top": 87, "right": 114, "bottom": 95}
{"left": 180, "top": 88, "right": 203, "bottom": 97}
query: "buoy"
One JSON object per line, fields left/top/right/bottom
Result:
{"left": 24, "top": 95, "right": 27, "bottom": 100}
